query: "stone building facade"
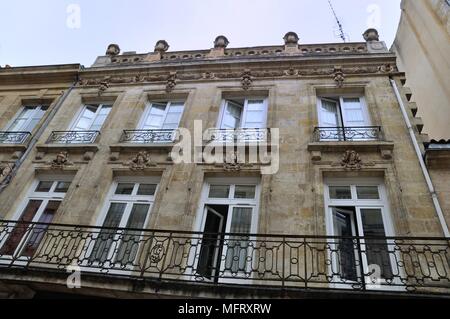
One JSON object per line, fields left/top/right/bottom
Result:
{"left": 0, "top": 30, "right": 449, "bottom": 298}
{"left": 392, "top": 0, "right": 450, "bottom": 140}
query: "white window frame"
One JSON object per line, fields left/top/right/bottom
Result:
{"left": 5, "top": 105, "right": 48, "bottom": 132}
{"left": 138, "top": 101, "right": 185, "bottom": 130}
{"left": 323, "top": 177, "right": 404, "bottom": 291}
{"left": 188, "top": 177, "right": 261, "bottom": 283}
{"left": 69, "top": 103, "right": 112, "bottom": 132}
{"left": 82, "top": 176, "right": 160, "bottom": 274}
{"left": 0, "top": 175, "right": 72, "bottom": 263}
{"left": 217, "top": 98, "right": 268, "bottom": 129}
{"left": 317, "top": 95, "right": 371, "bottom": 128}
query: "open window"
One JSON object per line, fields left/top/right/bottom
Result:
{"left": 317, "top": 96, "right": 377, "bottom": 141}
{"left": 72, "top": 104, "right": 112, "bottom": 132}
{"left": 325, "top": 180, "right": 397, "bottom": 289}
{"left": 218, "top": 98, "right": 268, "bottom": 130}
{"left": 6, "top": 105, "right": 49, "bottom": 133}
{"left": 193, "top": 180, "right": 260, "bottom": 283}
{"left": 0, "top": 177, "right": 72, "bottom": 259}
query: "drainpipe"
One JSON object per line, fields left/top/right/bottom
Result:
{"left": 390, "top": 78, "right": 450, "bottom": 238}
{"left": 0, "top": 79, "right": 79, "bottom": 194}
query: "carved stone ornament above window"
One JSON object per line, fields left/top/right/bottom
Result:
{"left": 49, "top": 151, "right": 73, "bottom": 169}
{"left": 125, "top": 151, "right": 156, "bottom": 171}
{"left": 166, "top": 72, "right": 177, "bottom": 92}
{"left": 333, "top": 67, "right": 345, "bottom": 87}
{"left": 241, "top": 69, "right": 252, "bottom": 90}
{"left": 341, "top": 150, "right": 362, "bottom": 170}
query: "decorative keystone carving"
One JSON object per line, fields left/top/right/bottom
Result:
{"left": 126, "top": 151, "right": 156, "bottom": 170}
{"left": 223, "top": 151, "right": 242, "bottom": 172}
{"left": 333, "top": 67, "right": 345, "bottom": 87}
{"left": 154, "top": 40, "right": 169, "bottom": 53}
{"left": 341, "top": 150, "right": 362, "bottom": 170}
{"left": 378, "top": 63, "right": 396, "bottom": 73}
{"left": 363, "top": 28, "right": 379, "bottom": 42}
{"left": 381, "top": 149, "right": 393, "bottom": 160}
{"left": 241, "top": 69, "right": 252, "bottom": 90}
{"left": 83, "top": 151, "right": 95, "bottom": 161}
{"left": 214, "top": 35, "right": 229, "bottom": 49}
{"left": 283, "top": 32, "right": 299, "bottom": 45}
{"left": 166, "top": 72, "right": 177, "bottom": 92}
{"left": 0, "top": 164, "right": 13, "bottom": 184}
{"left": 50, "top": 151, "right": 73, "bottom": 169}
{"left": 109, "top": 152, "right": 120, "bottom": 161}
{"left": 106, "top": 44, "right": 120, "bottom": 56}
{"left": 98, "top": 79, "right": 109, "bottom": 96}
{"left": 311, "top": 151, "right": 322, "bottom": 161}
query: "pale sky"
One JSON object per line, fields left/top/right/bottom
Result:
{"left": 0, "top": 0, "right": 401, "bottom": 67}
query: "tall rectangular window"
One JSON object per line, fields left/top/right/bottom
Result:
{"left": 140, "top": 101, "right": 184, "bottom": 131}
{"left": 194, "top": 179, "right": 260, "bottom": 282}
{"left": 317, "top": 96, "right": 371, "bottom": 129}
{"left": 89, "top": 178, "right": 159, "bottom": 267}
{"left": 72, "top": 104, "right": 112, "bottom": 131}
{"left": 219, "top": 98, "right": 268, "bottom": 129}
{"left": 325, "top": 179, "right": 394, "bottom": 287}
{"left": 6, "top": 105, "right": 48, "bottom": 133}
{"left": 0, "top": 179, "right": 71, "bottom": 258}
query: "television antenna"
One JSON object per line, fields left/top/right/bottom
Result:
{"left": 327, "top": 0, "right": 348, "bottom": 42}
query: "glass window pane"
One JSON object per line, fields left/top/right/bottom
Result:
{"left": 24, "top": 118, "right": 41, "bottom": 132}
{"left": 115, "top": 204, "right": 150, "bottom": 265}
{"left": 137, "top": 184, "right": 157, "bottom": 196}
{"left": 74, "top": 117, "right": 91, "bottom": 131}
{"left": 329, "top": 186, "right": 352, "bottom": 199}
{"left": 226, "top": 207, "right": 253, "bottom": 273}
{"left": 357, "top": 186, "right": 380, "bottom": 200}
{"left": 54, "top": 181, "right": 71, "bottom": 193}
{"left": 246, "top": 100, "right": 264, "bottom": 110}
{"left": 332, "top": 208, "right": 358, "bottom": 281}
{"left": 361, "top": 209, "right": 393, "bottom": 279}
{"left": 98, "top": 105, "right": 112, "bottom": 115}
{"left": 208, "top": 185, "right": 230, "bottom": 198}
{"left": 35, "top": 181, "right": 53, "bottom": 193}
{"left": 234, "top": 185, "right": 256, "bottom": 199}
{"left": 150, "top": 103, "right": 167, "bottom": 115}
{"left": 164, "top": 113, "right": 182, "bottom": 125}
{"left": 221, "top": 101, "right": 242, "bottom": 129}
{"left": 21, "top": 201, "right": 60, "bottom": 257}
{"left": 115, "top": 183, "right": 134, "bottom": 195}
{"left": 89, "top": 203, "right": 126, "bottom": 263}
{"left": 91, "top": 114, "right": 108, "bottom": 131}
{"left": 0, "top": 200, "right": 43, "bottom": 255}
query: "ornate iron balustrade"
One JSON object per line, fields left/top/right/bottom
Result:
{"left": 207, "top": 128, "right": 270, "bottom": 143}
{"left": 0, "top": 132, "right": 31, "bottom": 144}
{"left": 47, "top": 131, "right": 100, "bottom": 144}
{"left": 120, "top": 129, "right": 178, "bottom": 144}
{"left": 0, "top": 220, "right": 449, "bottom": 294}
{"left": 313, "top": 126, "right": 382, "bottom": 142}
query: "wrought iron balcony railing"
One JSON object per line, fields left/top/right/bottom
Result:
{"left": 120, "top": 129, "right": 178, "bottom": 144}
{"left": 0, "top": 132, "right": 31, "bottom": 144}
{"left": 0, "top": 220, "right": 449, "bottom": 295}
{"left": 313, "top": 126, "right": 383, "bottom": 142}
{"left": 47, "top": 131, "right": 100, "bottom": 144}
{"left": 207, "top": 128, "right": 270, "bottom": 143}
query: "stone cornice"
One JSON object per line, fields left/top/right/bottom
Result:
{"left": 0, "top": 64, "right": 81, "bottom": 86}
{"left": 78, "top": 54, "right": 399, "bottom": 92}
